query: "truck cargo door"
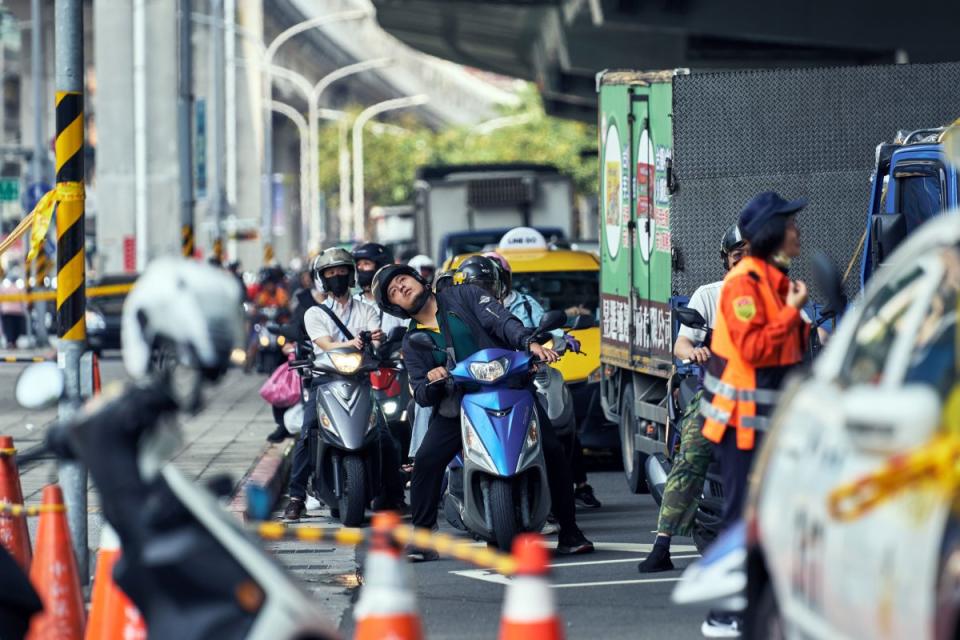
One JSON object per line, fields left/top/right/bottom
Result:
{"left": 629, "top": 91, "right": 655, "bottom": 365}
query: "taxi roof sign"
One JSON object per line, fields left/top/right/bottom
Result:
{"left": 498, "top": 227, "right": 547, "bottom": 250}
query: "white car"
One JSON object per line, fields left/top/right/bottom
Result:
{"left": 745, "top": 213, "right": 960, "bottom": 640}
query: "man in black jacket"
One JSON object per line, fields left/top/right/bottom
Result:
{"left": 372, "top": 264, "right": 594, "bottom": 558}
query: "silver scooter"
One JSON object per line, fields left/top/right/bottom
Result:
{"left": 305, "top": 327, "right": 405, "bottom": 527}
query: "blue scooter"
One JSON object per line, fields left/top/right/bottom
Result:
{"left": 408, "top": 310, "right": 566, "bottom": 550}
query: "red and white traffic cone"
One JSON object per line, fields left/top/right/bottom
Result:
{"left": 353, "top": 511, "right": 423, "bottom": 640}
{"left": 499, "top": 534, "right": 563, "bottom": 640}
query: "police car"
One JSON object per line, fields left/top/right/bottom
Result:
{"left": 745, "top": 212, "right": 960, "bottom": 639}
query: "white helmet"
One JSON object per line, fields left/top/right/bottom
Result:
{"left": 122, "top": 257, "right": 244, "bottom": 381}
{"left": 408, "top": 254, "right": 435, "bottom": 271}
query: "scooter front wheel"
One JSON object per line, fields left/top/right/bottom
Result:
{"left": 488, "top": 478, "right": 520, "bottom": 551}
{"left": 338, "top": 455, "right": 367, "bottom": 527}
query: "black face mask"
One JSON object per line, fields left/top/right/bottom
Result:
{"left": 324, "top": 274, "right": 350, "bottom": 297}
{"left": 356, "top": 269, "right": 375, "bottom": 290}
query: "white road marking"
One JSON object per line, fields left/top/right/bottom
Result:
{"left": 553, "top": 554, "right": 698, "bottom": 568}
{"left": 553, "top": 577, "right": 681, "bottom": 589}
{"left": 448, "top": 541, "right": 701, "bottom": 589}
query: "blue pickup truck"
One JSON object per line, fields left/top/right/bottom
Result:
{"left": 861, "top": 127, "right": 960, "bottom": 286}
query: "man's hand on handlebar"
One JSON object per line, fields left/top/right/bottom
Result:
{"left": 370, "top": 329, "right": 385, "bottom": 343}
{"left": 530, "top": 342, "right": 560, "bottom": 364}
{"left": 689, "top": 346, "right": 711, "bottom": 364}
{"left": 348, "top": 335, "right": 366, "bottom": 350}
{"left": 426, "top": 367, "right": 450, "bottom": 383}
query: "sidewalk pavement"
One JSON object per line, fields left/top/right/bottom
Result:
{"left": 2, "top": 363, "right": 356, "bottom": 629}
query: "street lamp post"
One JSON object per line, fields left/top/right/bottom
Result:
{"left": 269, "top": 100, "right": 309, "bottom": 257}
{"left": 352, "top": 95, "right": 429, "bottom": 239}
{"left": 307, "top": 57, "right": 391, "bottom": 252}
{"left": 260, "top": 9, "right": 369, "bottom": 259}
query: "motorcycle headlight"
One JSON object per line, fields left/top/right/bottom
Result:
{"left": 277, "top": 335, "right": 286, "bottom": 347}
{"left": 468, "top": 357, "right": 509, "bottom": 383}
{"left": 329, "top": 352, "right": 362, "bottom": 374}
{"left": 85, "top": 310, "right": 106, "bottom": 331}
{"left": 230, "top": 348, "right": 247, "bottom": 366}
{"left": 462, "top": 412, "right": 497, "bottom": 473}
{"left": 259, "top": 335, "right": 269, "bottom": 347}
{"left": 382, "top": 400, "right": 399, "bottom": 416}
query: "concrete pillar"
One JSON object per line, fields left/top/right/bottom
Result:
{"left": 95, "top": 0, "right": 181, "bottom": 273}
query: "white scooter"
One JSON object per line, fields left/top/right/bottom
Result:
{"left": 13, "top": 362, "right": 337, "bottom": 640}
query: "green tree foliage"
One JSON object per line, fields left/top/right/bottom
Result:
{"left": 315, "top": 87, "right": 597, "bottom": 213}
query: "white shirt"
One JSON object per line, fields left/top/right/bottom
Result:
{"left": 678, "top": 279, "right": 812, "bottom": 345}
{"left": 354, "top": 292, "right": 407, "bottom": 334}
{"left": 678, "top": 281, "right": 722, "bottom": 344}
{"left": 304, "top": 296, "right": 381, "bottom": 345}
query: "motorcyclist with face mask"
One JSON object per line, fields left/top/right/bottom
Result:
{"left": 282, "top": 248, "right": 404, "bottom": 521}
{"left": 352, "top": 242, "right": 406, "bottom": 335}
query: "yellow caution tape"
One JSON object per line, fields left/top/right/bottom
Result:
{"left": 252, "top": 520, "right": 518, "bottom": 575}
{"left": 0, "top": 183, "right": 84, "bottom": 262}
{"left": 0, "top": 447, "right": 16, "bottom": 457}
{"left": 0, "top": 501, "right": 66, "bottom": 517}
{"left": 828, "top": 433, "right": 960, "bottom": 521}
{"left": 0, "top": 282, "right": 135, "bottom": 304}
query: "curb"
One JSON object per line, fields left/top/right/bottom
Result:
{"left": 228, "top": 438, "right": 296, "bottom": 522}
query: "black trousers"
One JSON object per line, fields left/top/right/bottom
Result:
{"left": 410, "top": 396, "right": 577, "bottom": 532}
{"left": 715, "top": 428, "right": 764, "bottom": 532}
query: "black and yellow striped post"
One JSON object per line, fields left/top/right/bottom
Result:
{"left": 181, "top": 223, "right": 195, "bottom": 257}
{"left": 55, "top": 89, "right": 85, "bottom": 341}
{"left": 54, "top": 0, "right": 89, "bottom": 583}
{"left": 212, "top": 236, "right": 224, "bottom": 264}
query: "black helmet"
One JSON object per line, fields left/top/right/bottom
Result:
{"left": 454, "top": 255, "right": 505, "bottom": 299}
{"left": 434, "top": 271, "right": 454, "bottom": 294}
{"left": 720, "top": 224, "right": 747, "bottom": 268}
{"left": 371, "top": 264, "right": 430, "bottom": 319}
{"left": 352, "top": 242, "right": 394, "bottom": 269}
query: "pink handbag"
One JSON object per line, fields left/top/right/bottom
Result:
{"left": 259, "top": 358, "right": 302, "bottom": 408}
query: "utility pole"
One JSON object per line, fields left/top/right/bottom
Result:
{"left": 209, "top": 0, "right": 226, "bottom": 257}
{"left": 178, "top": 0, "right": 194, "bottom": 257}
{"left": 54, "top": 0, "right": 88, "bottom": 582}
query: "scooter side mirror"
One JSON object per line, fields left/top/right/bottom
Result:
{"left": 538, "top": 310, "right": 567, "bottom": 333}
{"left": 407, "top": 331, "right": 438, "bottom": 352}
{"left": 675, "top": 307, "right": 707, "bottom": 331}
{"left": 15, "top": 362, "right": 65, "bottom": 410}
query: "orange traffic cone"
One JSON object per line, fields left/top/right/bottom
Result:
{"left": 499, "top": 534, "right": 564, "bottom": 640}
{"left": 0, "top": 435, "right": 32, "bottom": 570}
{"left": 353, "top": 511, "right": 423, "bottom": 640}
{"left": 27, "top": 484, "right": 85, "bottom": 640}
{"left": 85, "top": 524, "right": 146, "bottom": 640}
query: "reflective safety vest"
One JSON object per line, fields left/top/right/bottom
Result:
{"left": 699, "top": 256, "right": 806, "bottom": 450}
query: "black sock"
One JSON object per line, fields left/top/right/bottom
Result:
{"left": 653, "top": 535, "right": 670, "bottom": 549}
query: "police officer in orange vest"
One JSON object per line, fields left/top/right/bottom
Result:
{"left": 698, "top": 192, "right": 810, "bottom": 638}
{"left": 700, "top": 191, "right": 810, "bottom": 529}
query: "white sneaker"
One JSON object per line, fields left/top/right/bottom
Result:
{"left": 701, "top": 612, "right": 741, "bottom": 638}
{"left": 305, "top": 495, "right": 323, "bottom": 511}
{"left": 540, "top": 521, "right": 560, "bottom": 535}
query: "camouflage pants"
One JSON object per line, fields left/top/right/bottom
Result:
{"left": 656, "top": 389, "right": 713, "bottom": 538}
